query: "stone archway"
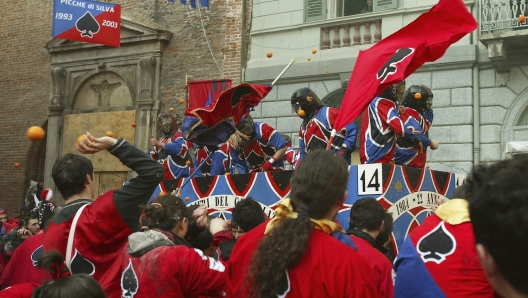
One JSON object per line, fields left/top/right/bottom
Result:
{"left": 43, "top": 18, "right": 172, "bottom": 204}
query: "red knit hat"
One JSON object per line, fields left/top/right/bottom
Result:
{"left": 41, "top": 189, "right": 53, "bottom": 202}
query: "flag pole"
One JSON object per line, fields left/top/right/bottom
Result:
{"left": 271, "top": 59, "right": 295, "bottom": 86}
{"left": 326, "top": 129, "right": 336, "bottom": 150}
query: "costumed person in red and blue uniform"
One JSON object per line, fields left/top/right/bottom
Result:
{"left": 119, "top": 194, "right": 226, "bottom": 297}
{"left": 360, "top": 82, "right": 426, "bottom": 164}
{"left": 229, "top": 115, "right": 288, "bottom": 173}
{"left": 291, "top": 87, "right": 357, "bottom": 164}
{"left": 226, "top": 150, "right": 378, "bottom": 297}
{"left": 394, "top": 85, "right": 439, "bottom": 168}
{"left": 43, "top": 132, "right": 165, "bottom": 297}
{"left": 192, "top": 142, "right": 231, "bottom": 177}
{"left": 150, "top": 113, "right": 193, "bottom": 179}
{"left": 393, "top": 186, "right": 495, "bottom": 298}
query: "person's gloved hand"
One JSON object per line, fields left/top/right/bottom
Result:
{"left": 261, "top": 158, "right": 275, "bottom": 171}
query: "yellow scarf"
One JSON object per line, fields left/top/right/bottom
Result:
{"left": 264, "top": 198, "right": 344, "bottom": 235}
{"left": 435, "top": 198, "right": 470, "bottom": 225}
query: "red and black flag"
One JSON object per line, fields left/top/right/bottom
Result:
{"left": 333, "top": 0, "right": 477, "bottom": 131}
{"left": 182, "top": 84, "right": 272, "bottom": 146}
{"left": 187, "top": 79, "right": 232, "bottom": 109}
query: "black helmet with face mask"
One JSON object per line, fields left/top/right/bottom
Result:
{"left": 290, "top": 87, "right": 324, "bottom": 121}
{"left": 401, "top": 85, "right": 433, "bottom": 114}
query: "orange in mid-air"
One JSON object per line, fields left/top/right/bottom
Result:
{"left": 307, "top": 57, "right": 311, "bottom": 61}
{"left": 132, "top": 123, "right": 137, "bottom": 128}
{"left": 312, "top": 49, "right": 317, "bottom": 54}
{"left": 178, "top": 98, "right": 186, "bottom": 104}
{"left": 520, "top": 14, "right": 526, "bottom": 23}
{"left": 170, "top": 107, "right": 175, "bottom": 112}
{"left": 266, "top": 52, "right": 273, "bottom": 58}
{"left": 14, "top": 162, "right": 20, "bottom": 168}
{"left": 185, "top": 197, "right": 190, "bottom": 202}
{"left": 27, "top": 126, "right": 45, "bottom": 141}
{"left": 186, "top": 160, "right": 191, "bottom": 166}
{"left": 159, "top": 191, "right": 167, "bottom": 197}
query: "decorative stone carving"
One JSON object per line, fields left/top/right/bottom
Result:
{"left": 90, "top": 80, "right": 121, "bottom": 106}
{"left": 139, "top": 56, "right": 156, "bottom": 100}
{"left": 50, "top": 67, "right": 66, "bottom": 107}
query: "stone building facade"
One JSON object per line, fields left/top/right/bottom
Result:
{"left": 0, "top": 0, "right": 249, "bottom": 216}
{"left": 245, "top": 0, "right": 528, "bottom": 173}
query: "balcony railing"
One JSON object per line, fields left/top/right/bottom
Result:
{"left": 321, "top": 19, "right": 382, "bottom": 49}
{"left": 480, "top": 0, "right": 528, "bottom": 33}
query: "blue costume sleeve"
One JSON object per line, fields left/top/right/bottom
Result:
{"left": 405, "top": 118, "right": 432, "bottom": 148}
{"left": 259, "top": 124, "right": 287, "bottom": 151}
{"left": 164, "top": 134, "right": 186, "bottom": 156}
{"left": 209, "top": 151, "right": 227, "bottom": 176}
{"left": 230, "top": 148, "right": 248, "bottom": 174}
{"left": 423, "top": 110, "right": 434, "bottom": 125}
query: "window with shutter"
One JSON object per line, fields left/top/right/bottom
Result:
{"left": 373, "top": 0, "right": 397, "bottom": 12}
{"left": 305, "top": 0, "right": 327, "bottom": 22}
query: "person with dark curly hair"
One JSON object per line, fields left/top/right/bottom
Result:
{"left": 118, "top": 194, "right": 225, "bottom": 297}
{"left": 226, "top": 150, "right": 377, "bottom": 297}
{"left": 466, "top": 156, "right": 528, "bottom": 298}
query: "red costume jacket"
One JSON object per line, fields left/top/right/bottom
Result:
{"left": 0, "top": 233, "right": 50, "bottom": 288}
{"left": 227, "top": 222, "right": 379, "bottom": 297}
{"left": 120, "top": 230, "right": 226, "bottom": 297}
{"left": 350, "top": 235, "right": 394, "bottom": 298}
{"left": 0, "top": 283, "right": 39, "bottom": 297}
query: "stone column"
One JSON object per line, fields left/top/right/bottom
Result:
{"left": 135, "top": 56, "right": 159, "bottom": 152}
{"left": 136, "top": 99, "right": 158, "bottom": 152}
{"left": 44, "top": 67, "right": 66, "bottom": 204}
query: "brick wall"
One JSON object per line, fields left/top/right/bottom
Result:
{"left": 0, "top": 0, "right": 248, "bottom": 217}
{"left": 0, "top": 1, "right": 52, "bottom": 218}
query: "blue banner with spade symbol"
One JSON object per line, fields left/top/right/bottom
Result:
{"left": 52, "top": 0, "right": 121, "bottom": 47}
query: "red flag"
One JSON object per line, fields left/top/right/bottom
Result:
{"left": 187, "top": 79, "right": 232, "bottom": 109}
{"left": 334, "top": 0, "right": 477, "bottom": 130}
{"left": 182, "top": 84, "right": 273, "bottom": 146}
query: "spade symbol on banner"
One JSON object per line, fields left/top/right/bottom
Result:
{"left": 76, "top": 12, "right": 100, "bottom": 38}
{"left": 416, "top": 221, "right": 456, "bottom": 264}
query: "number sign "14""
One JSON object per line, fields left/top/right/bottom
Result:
{"left": 357, "top": 164, "right": 383, "bottom": 195}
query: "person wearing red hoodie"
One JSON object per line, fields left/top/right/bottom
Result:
{"left": 119, "top": 194, "right": 225, "bottom": 297}
{"left": 43, "top": 133, "right": 164, "bottom": 297}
